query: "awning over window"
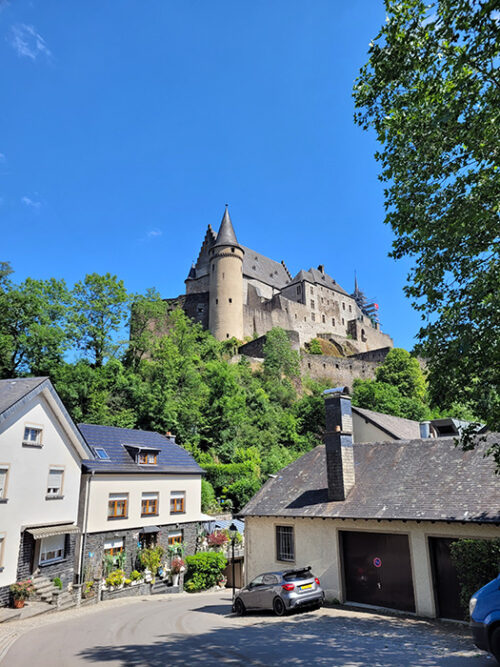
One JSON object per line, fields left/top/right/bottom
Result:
{"left": 140, "top": 525, "right": 159, "bottom": 534}
{"left": 27, "top": 524, "right": 80, "bottom": 540}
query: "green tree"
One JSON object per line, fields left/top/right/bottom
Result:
{"left": 353, "top": 0, "right": 500, "bottom": 462}
{"left": 71, "top": 273, "right": 130, "bottom": 367}
{"left": 0, "top": 276, "right": 71, "bottom": 377}
{"left": 375, "top": 348, "right": 427, "bottom": 401}
{"left": 352, "top": 378, "right": 430, "bottom": 421}
{"left": 263, "top": 328, "right": 300, "bottom": 382}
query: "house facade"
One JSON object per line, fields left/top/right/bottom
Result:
{"left": 77, "top": 423, "right": 205, "bottom": 581}
{"left": 240, "top": 388, "right": 500, "bottom": 620}
{"left": 0, "top": 378, "right": 92, "bottom": 606}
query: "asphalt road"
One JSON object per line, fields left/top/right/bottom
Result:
{"left": 2, "top": 591, "right": 493, "bottom": 666}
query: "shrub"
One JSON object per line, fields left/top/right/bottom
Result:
{"left": 201, "top": 479, "right": 219, "bottom": 513}
{"left": 105, "top": 569, "right": 125, "bottom": 588}
{"left": 139, "top": 546, "right": 165, "bottom": 577}
{"left": 450, "top": 538, "right": 500, "bottom": 618}
{"left": 52, "top": 577, "right": 63, "bottom": 590}
{"left": 130, "top": 570, "right": 142, "bottom": 581}
{"left": 184, "top": 552, "right": 227, "bottom": 592}
{"left": 124, "top": 579, "right": 132, "bottom": 586}
{"left": 207, "top": 531, "right": 229, "bottom": 549}
{"left": 226, "top": 475, "right": 261, "bottom": 510}
{"left": 307, "top": 338, "right": 323, "bottom": 355}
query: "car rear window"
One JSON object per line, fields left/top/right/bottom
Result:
{"left": 283, "top": 570, "right": 313, "bottom": 582}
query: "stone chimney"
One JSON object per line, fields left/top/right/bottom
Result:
{"left": 323, "top": 387, "right": 355, "bottom": 501}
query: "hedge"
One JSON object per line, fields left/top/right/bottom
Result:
{"left": 184, "top": 551, "right": 227, "bottom": 592}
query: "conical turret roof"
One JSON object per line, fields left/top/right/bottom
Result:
{"left": 213, "top": 206, "right": 241, "bottom": 248}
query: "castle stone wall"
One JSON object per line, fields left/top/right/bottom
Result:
{"left": 301, "top": 354, "right": 380, "bottom": 390}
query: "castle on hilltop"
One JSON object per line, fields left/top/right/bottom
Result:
{"left": 169, "top": 207, "right": 393, "bottom": 354}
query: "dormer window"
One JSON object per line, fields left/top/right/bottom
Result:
{"left": 138, "top": 452, "right": 157, "bottom": 465}
{"left": 94, "top": 447, "right": 109, "bottom": 460}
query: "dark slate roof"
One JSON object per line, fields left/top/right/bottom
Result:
{"left": 287, "top": 268, "right": 349, "bottom": 297}
{"left": 213, "top": 207, "right": 241, "bottom": 248}
{"left": 0, "top": 377, "right": 47, "bottom": 416}
{"left": 239, "top": 434, "right": 500, "bottom": 523}
{"left": 79, "top": 423, "right": 204, "bottom": 475}
{"left": 352, "top": 406, "right": 421, "bottom": 441}
{"left": 241, "top": 246, "right": 290, "bottom": 289}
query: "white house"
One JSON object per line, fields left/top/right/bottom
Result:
{"left": 77, "top": 423, "right": 205, "bottom": 582}
{"left": 240, "top": 388, "right": 500, "bottom": 620}
{"left": 0, "top": 378, "right": 92, "bottom": 605}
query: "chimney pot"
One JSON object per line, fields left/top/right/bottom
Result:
{"left": 419, "top": 421, "right": 431, "bottom": 439}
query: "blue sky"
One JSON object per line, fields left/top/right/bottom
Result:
{"left": 1, "top": 1, "right": 422, "bottom": 350}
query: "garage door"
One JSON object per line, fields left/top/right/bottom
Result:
{"left": 341, "top": 530, "right": 415, "bottom": 612}
{"left": 429, "top": 537, "right": 463, "bottom": 620}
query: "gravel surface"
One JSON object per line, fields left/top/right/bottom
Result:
{"left": 0, "top": 591, "right": 493, "bottom": 666}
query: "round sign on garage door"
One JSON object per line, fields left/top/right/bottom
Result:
{"left": 373, "top": 557, "right": 382, "bottom": 568}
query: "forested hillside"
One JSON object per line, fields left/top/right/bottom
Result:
{"left": 0, "top": 265, "right": 475, "bottom": 508}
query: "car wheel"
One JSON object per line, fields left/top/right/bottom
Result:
{"left": 490, "top": 626, "right": 500, "bottom": 663}
{"left": 234, "top": 597, "right": 245, "bottom": 616}
{"left": 273, "top": 597, "right": 287, "bottom": 616}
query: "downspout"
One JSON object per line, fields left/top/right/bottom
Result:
{"left": 79, "top": 470, "right": 95, "bottom": 584}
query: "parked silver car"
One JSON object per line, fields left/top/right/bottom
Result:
{"left": 233, "top": 567, "right": 324, "bottom": 616}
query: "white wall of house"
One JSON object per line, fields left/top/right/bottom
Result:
{"left": 244, "top": 515, "right": 500, "bottom": 617}
{"left": 84, "top": 473, "right": 203, "bottom": 533}
{"left": 352, "top": 416, "right": 393, "bottom": 444}
{"left": 0, "top": 393, "right": 83, "bottom": 588}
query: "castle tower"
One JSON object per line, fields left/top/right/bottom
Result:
{"left": 208, "top": 206, "right": 244, "bottom": 341}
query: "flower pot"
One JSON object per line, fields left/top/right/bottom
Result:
{"left": 13, "top": 598, "right": 25, "bottom": 609}
{"left": 171, "top": 573, "right": 180, "bottom": 586}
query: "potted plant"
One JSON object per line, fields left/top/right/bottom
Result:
{"left": 170, "top": 557, "right": 185, "bottom": 586}
{"left": 10, "top": 580, "right": 35, "bottom": 608}
{"left": 129, "top": 570, "right": 142, "bottom": 586}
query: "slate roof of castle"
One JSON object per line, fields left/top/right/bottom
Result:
{"left": 0, "top": 377, "right": 47, "bottom": 416}
{"left": 241, "top": 246, "right": 291, "bottom": 289}
{"left": 213, "top": 207, "right": 241, "bottom": 248}
{"left": 239, "top": 434, "right": 500, "bottom": 523}
{"left": 285, "top": 267, "right": 350, "bottom": 296}
{"left": 79, "top": 423, "right": 204, "bottom": 474}
{"left": 352, "top": 406, "right": 421, "bottom": 440}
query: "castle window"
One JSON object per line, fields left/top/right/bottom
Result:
{"left": 336, "top": 363, "right": 339, "bottom": 369}
{"left": 307, "top": 363, "right": 311, "bottom": 369}
{"left": 252, "top": 265, "right": 256, "bottom": 270}
{"left": 322, "top": 314, "right": 325, "bottom": 323}
{"left": 215, "top": 299, "right": 218, "bottom": 304}
{"left": 310, "top": 287, "right": 313, "bottom": 295}
{"left": 295, "top": 314, "right": 297, "bottom": 319}
{"left": 349, "top": 304, "right": 352, "bottom": 312}
{"left": 311, "top": 300, "right": 315, "bottom": 309}
{"left": 342, "top": 302, "right": 345, "bottom": 310}
{"left": 332, "top": 318, "right": 335, "bottom": 326}
{"left": 197, "top": 305, "right": 204, "bottom": 313}
{"left": 304, "top": 317, "right": 306, "bottom": 321}
{"left": 296, "top": 286, "right": 301, "bottom": 294}
{"left": 226, "top": 334, "right": 230, "bottom": 338}
{"left": 311, "top": 313, "right": 315, "bottom": 321}
{"left": 342, "top": 318, "right": 345, "bottom": 325}
{"left": 212, "top": 265, "right": 215, "bottom": 272}
{"left": 229, "top": 298, "right": 232, "bottom": 303}
{"left": 222, "top": 273, "right": 225, "bottom": 279}
{"left": 231, "top": 248, "right": 235, "bottom": 253}
{"left": 323, "top": 363, "right": 326, "bottom": 369}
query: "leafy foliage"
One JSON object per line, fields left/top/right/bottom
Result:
{"left": 449, "top": 538, "right": 500, "bottom": 618}
{"left": 353, "top": 0, "right": 500, "bottom": 462}
{"left": 307, "top": 338, "right": 323, "bottom": 355}
{"left": 184, "top": 551, "right": 227, "bottom": 592}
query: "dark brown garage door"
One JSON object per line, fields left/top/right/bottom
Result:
{"left": 429, "top": 537, "right": 463, "bottom": 620}
{"left": 341, "top": 530, "right": 415, "bottom": 612}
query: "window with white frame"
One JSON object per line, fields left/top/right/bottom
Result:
{"left": 276, "top": 525, "right": 295, "bottom": 562}
{"left": 108, "top": 493, "right": 128, "bottom": 519}
{"left": 39, "top": 534, "right": 65, "bottom": 564}
{"left": 46, "top": 468, "right": 64, "bottom": 497}
{"left": 0, "top": 467, "right": 8, "bottom": 499}
{"left": 0, "top": 534, "right": 5, "bottom": 569}
{"left": 23, "top": 426, "right": 43, "bottom": 446}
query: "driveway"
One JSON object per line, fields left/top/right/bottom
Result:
{"left": 1, "top": 591, "right": 492, "bottom": 666}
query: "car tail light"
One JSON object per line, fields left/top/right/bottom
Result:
{"left": 315, "top": 578, "right": 320, "bottom": 585}
{"left": 282, "top": 583, "right": 295, "bottom": 591}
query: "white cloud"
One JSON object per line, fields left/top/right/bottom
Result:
{"left": 147, "top": 228, "right": 162, "bottom": 238}
{"left": 21, "top": 196, "right": 41, "bottom": 210}
{"left": 9, "top": 24, "right": 51, "bottom": 60}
